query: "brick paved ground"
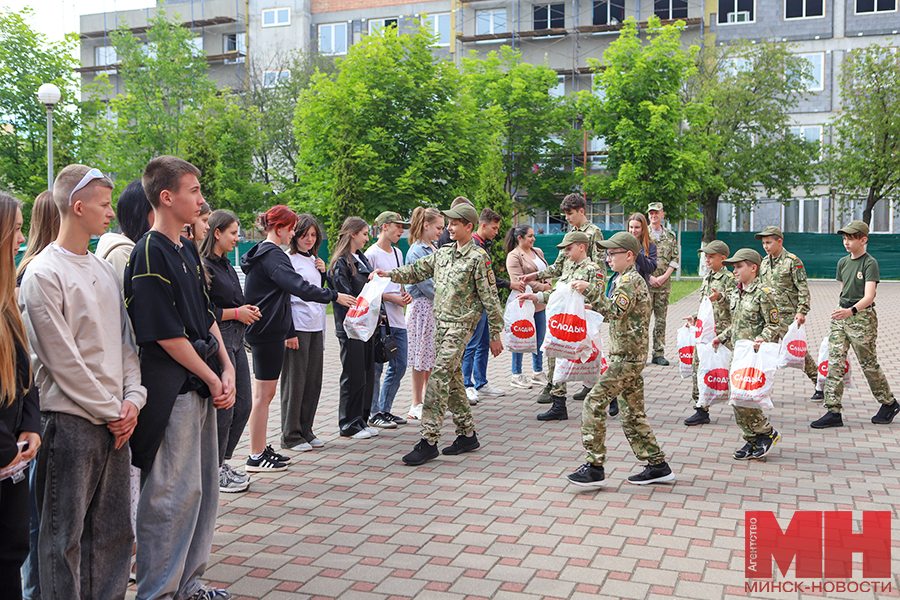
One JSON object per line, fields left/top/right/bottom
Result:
{"left": 154, "top": 281, "right": 900, "bottom": 600}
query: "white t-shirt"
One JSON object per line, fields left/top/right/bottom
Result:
{"left": 532, "top": 255, "right": 547, "bottom": 272}
{"left": 364, "top": 244, "right": 407, "bottom": 330}
{"left": 289, "top": 253, "right": 327, "bottom": 333}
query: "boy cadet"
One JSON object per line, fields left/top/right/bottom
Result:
{"left": 712, "top": 248, "right": 785, "bottom": 460}
{"left": 647, "top": 202, "right": 680, "bottom": 366}
{"left": 682, "top": 240, "right": 736, "bottom": 426}
{"left": 525, "top": 193, "right": 605, "bottom": 405}
{"left": 519, "top": 231, "right": 604, "bottom": 422}
{"left": 755, "top": 226, "right": 818, "bottom": 394}
{"left": 20, "top": 165, "right": 146, "bottom": 600}
{"left": 810, "top": 220, "right": 898, "bottom": 429}
{"left": 566, "top": 232, "right": 675, "bottom": 487}
{"left": 372, "top": 203, "right": 504, "bottom": 466}
{"left": 125, "top": 156, "right": 236, "bottom": 600}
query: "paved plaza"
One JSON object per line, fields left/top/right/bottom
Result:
{"left": 184, "top": 281, "right": 900, "bottom": 600}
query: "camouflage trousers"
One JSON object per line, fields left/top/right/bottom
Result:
{"left": 691, "top": 340, "right": 732, "bottom": 408}
{"left": 824, "top": 309, "right": 893, "bottom": 412}
{"left": 802, "top": 349, "right": 818, "bottom": 386}
{"left": 546, "top": 356, "right": 567, "bottom": 398}
{"left": 582, "top": 358, "right": 665, "bottom": 466}
{"left": 421, "top": 323, "right": 478, "bottom": 444}
{"left": 649, "top": 288, "right": 669, "bottom": 358}
{"left": 733, "top": 406, "right": 772, "bottom": 441}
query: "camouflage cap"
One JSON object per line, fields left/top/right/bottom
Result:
{"left": 699, "top": 240, "right": 730, "bottom": 257}
{"left": 599, "top": 231, "right": 641, "bottom": 255}
{"left": 754, "top": 225, "right": 783, "bottom": 240}
{"left": 556, "top": 231, "right": 591, "bottom": 249}
{"left": 723, "top": 248, "right": 762, "bottom": 267}
{"left": 441, "top": 203, "right": 479, "bottom": 226}
{"left": 647, "top": 202, "right": 664, "bottom": 212}
{"left": 837, "top": 220, "right": 869, "bottom": 236}
{"left": 374, "top": 211, "right": 410, "bottom": 229}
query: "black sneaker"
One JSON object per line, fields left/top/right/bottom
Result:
{"left": 811, "top": 390, "right": 824, "bottom": 400}
{"left": 264, "top": 445, "right": 291, "bottom": 464}
{"left": 733, "top": 441, "right": 755, "bottom": 460}
{"left": 608, "top": 400, "right": 619, "bottom": 417}
{"left": 871, "top": 400, "right": 900, "bottom": 424}
{"left": 627, "top": 462, "right": 675, "bottom": 485}
{"left": 403, "top": 438, "right": 439, "bottom": 466}
{"left": 751, "top": 430, "right": 781, "bottom": 459}
{"left": 246, "top": 453, "right": 288, "bottom": 473}
{"left": 385, "top": 413, "right": 407, "bottom": 425}
{"left": 442, "top": 432, "right": 480, "bottom": 455}
{"left": 369, "top": 414, "right": 397, "bottom": 429}
{"left": 810, "top": 412, "right": 843, "bottom": 429}
{"left": 573, "top": 385, "right": 591, "bottom": 402}
{"left": 566, "top": 463, "right": 606, "bottom": 488}
{"left": 684, "top": 408, "right": 710, "bottom": 426}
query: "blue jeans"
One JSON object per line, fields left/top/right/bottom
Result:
{"left": 462, "top": 312, "right": 490, "bottom": 390}
{"left": 372, "top": 329, "right": 408, "bottom": 414}
{"left": 512, "top": 310, "right": 546, "bottom": 374}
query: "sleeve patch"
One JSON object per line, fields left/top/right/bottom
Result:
{"left": 615, "top": 293, "right": 631, "bottom": 311}
{"left": 769, "top": 308, "right": 779, "bottom": 323}
{"left": 488, "top": 270, "right": 496, "bottom": 284}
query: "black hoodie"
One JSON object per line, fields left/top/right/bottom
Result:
{"left": 241, "top": 241, "right": 337, "bottom": 343}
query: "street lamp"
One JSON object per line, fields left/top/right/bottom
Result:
{"left": 36, "top": 83, "right": 61, "bottom": 190}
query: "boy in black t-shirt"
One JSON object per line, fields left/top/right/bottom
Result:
{"left": 124, "top": 155, "right": 236, "bottom": 600}
{"left": 810, "top": 220, "right": 898, "bottom": 429}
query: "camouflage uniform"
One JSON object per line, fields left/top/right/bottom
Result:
{"left": 691, "top": 268, "right": 737, "bottom": 407}
{"left": 759, "top": 248, "right": 817, "bottom": 384}
{"left": 579, "top": 264, "right": 666, "bottom": 466}
{"left": 717, "top": 279, "right": 786, "bottom": 441}
{"left": 538, "top": 222, "right": 605, "bottom": 278}
{"left": 649, "top": 227, "right": 679, "bottom": 359}
{"left": 534, "top": 258, "right": 605, "bottom": 399}
{"left": 388, "top": 240, "right": 503, "bottom": 443}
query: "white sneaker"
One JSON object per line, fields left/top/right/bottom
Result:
{"left": 365, "top": 426, "right": 379, "bottom": 436}
{"left": 531, "top": 371, "right": 548, "bottom": 386}
{"left": 309, "top": 438, "right": 324, "bottom": 448}
{"left": 478, "top": 384, "right": 506, "bottom": 397}
{"left": 466, "top": 387, "right": 479, "bottom": 405}
{"left": 407, "top": 404, "right": 423, "bottom": 420}
{"left": 285, "top": 442, "right": 313, "bottom": 452}
{"left": 509, "top": 374, "right": 533, "bottom": 390}
{"left": 351, "top": 429, "right": 372, "bottom": 439}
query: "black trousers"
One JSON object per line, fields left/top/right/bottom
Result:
{"left": 337, "top": 335, "right": 375, "bottom": 436}
{"left": 0, "top": 474, "right": 30, "bottom": 600}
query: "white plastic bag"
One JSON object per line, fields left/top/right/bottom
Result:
{"left": 553, "top": 311, "right": 607, "bottom": 384}
{"left": 677, "top": 324, "right": 696, "bottom": 379}
{"left": 777, "top": 321, "right": 808, "bottom": 370}
{"left": 542, "top": 282, "right": 592, "bottom": 361}
{"left": 343, "top": 275, "right": 391, "bottom": 342}
{"left": 696, "top": 343, "right": 732, "bottom": 407}
{"left": 695, "top": 297, "right": 716, "bottom": 345}
{"left": 815, "top": 337, "right": 854, "bottom": 389}
{"left": 728, "top": 340, "right": 780, "bottom": 410}
{"left": 505, "top": 286, "right": 537, "bottom": 353}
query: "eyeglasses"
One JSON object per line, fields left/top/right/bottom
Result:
{"left": 68, "top": 168, "right": 105, "bottom": 206}
{"left": 605, "top": 250, "right": 628, "bottom": 258}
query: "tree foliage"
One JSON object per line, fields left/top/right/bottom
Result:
{"left": 474, "top": 144, "right": 513, "bottom": 300}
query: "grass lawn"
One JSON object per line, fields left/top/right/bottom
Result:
{"left": 668, "top": 279, "right": 701, "bottom": 305}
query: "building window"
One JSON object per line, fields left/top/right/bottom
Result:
{"left": 590, "top": 137, "right": 608, "bottom": 169}
{"left": 318, "top": 23, "right": 348, "bottom": 55}
{"left": 477, "top": 9, "right": 507, "bottom": 35}
{"left": 785, "top": 0, "right": 824, "bottom": 18}
{"left": 789, "top": 124, "right": 823, "bottom": 160}
{"left": 368, "top": 17, "right": 398, "bottom": 34}
{"left": 721, "top": 57, "right": 752, "bottom": 76}
{"left": 591, "top": 73, "right": 606, "bottom": 99}
{"left": 593, "top": 0, "right": 625, "bottom": 25}
{"left": 718, "top": 0, "right": 755, "bottom": 23}
{"left": 188, "top": 37, "right": 203, "bottom": 56}
{"left": 95, "top": 45, "right": 117, "bottom": 66}
{"left": 856, "top": 0, "right": 896, "bottom": 12}
{"left": 795, "top": 53, "right": 824, "bottom": 91}
{"left": 423, "top": 13, "right": 451, "bottom": 46}
{"left": 654, "top": 0, "right": 689, "bottom": 19}
{"left": 550, "top": 75, "right": 565, "bottom": 98}
{"left": 262, "top": 7, "right": 290, "bottom": 27}
{"left": 534, "top": 4, "right": 565, "bottom": 29}
{"left": 262, "top": 69, "right": 290, "bottom": 88}
{"left": 224, "top": 33, "right": 246, "bottom": 64}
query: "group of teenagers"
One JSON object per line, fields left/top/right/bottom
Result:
{"left": 0, "top": 152, "right": 895, "bottom": 600}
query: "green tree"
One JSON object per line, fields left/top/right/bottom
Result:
{"left": 327, "top": 140, "right": 367, "bottom": 245}
{"left": 827, "top": 44, "right": 900, "bottom": 225}
{"left": 474, "top": 145, "right": 513, "bottom": 300}
{"left": 684, "top": 37, "right": 819, "bottom": 242}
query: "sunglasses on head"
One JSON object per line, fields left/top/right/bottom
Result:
{"left": 68, "top": 168, "right": 105, "bottom": 206}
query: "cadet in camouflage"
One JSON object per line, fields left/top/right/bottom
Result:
{"left": 647, "top": 203, "right": 679, "bottom": 364}
{"left": 536, "top": 193, "right": 606, "bottom": 280}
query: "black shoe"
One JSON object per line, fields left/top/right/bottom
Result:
{"left": 872, "top": 400, "right": 900, "bottom": 424}
{"left": 573, "top": 385, "right": 591, "bottom": 402}
{"left": 811, "top": 412, "right": 843, "bottom": 429}
{"left": 369, "top": 414, "right": 398, "bottom": 429}
{"left": 536, "top": 385, "right": 553, "bottom": 404}
{"left": 403, "top": 438, "right": 439, "bottom": 465}
{"left": 537, "top": 396, "right": 568, "bottom": 421}
{"left": 811, "top": 390, "right": 824, "bottom": 400}
{"left": 751, "top": 430, "right": 780, "bottom": 459}
{"left": 442, "top": 432, "right": 480, "bottom": 455}
{"left": 653, "top": 356, "right": 670, "bottom": 366}
{"left": 566, "top": 463, "right": 606, "bottom": 488}
{"left": 264, "top": 445, "right": 291, "bottom": 464}
{"left": 608, "top": 400, "right": 619, "bottom": 417}
{"left": 246, "top": 453, "right": 288, "bottom": 473}
{"left": 627, "top": 462, "right": 675, "bottom": 485}
{"left": 733, "top": 441, "right": 755, "bottom": 460}
{"left": 684, "top": 408, "right": 710, "bottom": 426}
{"left": 385, "top": 413, "right": 407, "bottom": 425}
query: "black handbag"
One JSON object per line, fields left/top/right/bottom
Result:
{"left": 374, "top": 312, "right": 399, "bottom": 364}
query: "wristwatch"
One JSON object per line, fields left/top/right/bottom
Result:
{"left": 851, "top": 306, "right": 858, "bottom": 315}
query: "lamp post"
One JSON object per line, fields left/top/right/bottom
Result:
{"left": 36, "top": 83, "right": 61, "bottom": 190}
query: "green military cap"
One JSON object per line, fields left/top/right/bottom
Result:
{"left": 647, "top": 202, "right": 664, "bottom": 212}
{"left": 441, "top": 203, "right": 479, "bottom": 225}
{"left": 754, "top": 225, "right": 783, "bottom": 240}
{"left": 599, "top": 231, "right": 641, "bottom": 255}
{"left": 699, "top": 240, "right": 730, "bottom": 257}
{"left": 837, "top": 220, "right": 869, "bottom": 236}
{"left": 374, "top": 211, "right": 410, "bottom": 229}
{"left": 556, "top": 231, "right": 591, "bottom": 249}
{"left": 723, "top": 248, "right": 762, "bottom": 267}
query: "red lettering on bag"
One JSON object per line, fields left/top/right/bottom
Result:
{"left": 695, "top": 320, "right": 704, "bottom": 339}
{"left": 573, "top": 343, "right": 600, "bottom": 365}
{"left": 819, "top": 361, "right": 850, "bottom": 377}
{"left": 600, "top": 357, "right": 608, "bottom": 374}
{"left": 511, "top": 320, "right": 536, "bottom": 339}
{"left": 548, "top": 314, "right": 587, "bottom": 342}
{"left": 731, "top": 367, "right": 766, "bottom": 391}
{"left": 704, "top": 368, "right": 730, "bottom": 391}
{"left": 346, "top": 298, "right": 369, "bottom": 319}
{"left": 787, "top": 340, "right": 807, "bottom": 357}
{"left": 679, "top": 347, "right": 694, "bottom": 364}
